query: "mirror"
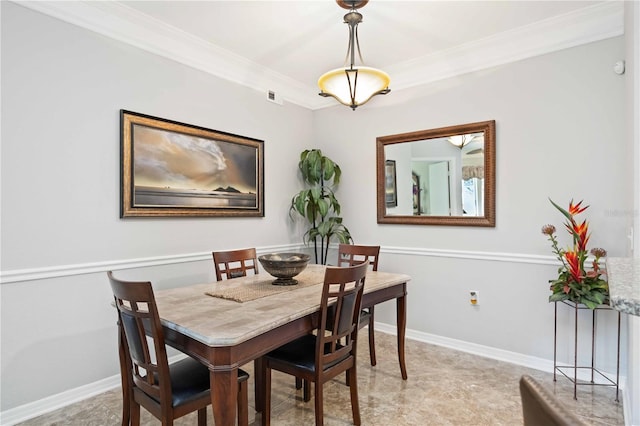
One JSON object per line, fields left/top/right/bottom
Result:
{"left": 376, "top": 120, "right": 495, "bottom": 226}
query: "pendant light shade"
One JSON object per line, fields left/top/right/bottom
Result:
{"left": 318, "top": 1, "right": 390, "bottom": 110}
{"left": 318, "top": 66, "right": 390, "bottom": 109}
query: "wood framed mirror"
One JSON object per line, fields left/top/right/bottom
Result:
{"left": 376, "top": 120, "right": 495, "bottom": 226}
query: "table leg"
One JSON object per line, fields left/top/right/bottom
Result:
{"left": 396, "top": 294, "right": 408, "bottom": 380}
{"left": 210, "top": 368, "right": 238, "bottom": 426}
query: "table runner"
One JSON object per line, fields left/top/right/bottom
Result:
{"left": 205, "top": 270, "right": 322, "bottom": 303}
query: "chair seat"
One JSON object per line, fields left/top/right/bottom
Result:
{"left": 265, "top": 334, "right": 347, "bottom": 373}
{"left": 153, "top": 357, "right": 249, "bottom": 407}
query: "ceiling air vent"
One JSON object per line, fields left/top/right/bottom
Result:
{"left": 267, "top": 90, "right": 283, "bottom": 105}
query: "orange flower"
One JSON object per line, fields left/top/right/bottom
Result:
{"left": 564, "top": 251, "right": 582, "bottom": 283}
{"left": 544, "top": 199, "right": 608, "bottom": 309}
{"left": 572, "top": 219, "right": 590, "bottom": 252}
{"left": 568, "top": 200, "right": 588, "bottom": 216}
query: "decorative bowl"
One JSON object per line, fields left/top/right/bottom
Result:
{"left": 258, "top": 253, "right": 310, "bottom": 286}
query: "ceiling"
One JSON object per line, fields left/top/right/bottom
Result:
{"left": 21, "top": 0, "right": 623, "bottom": 109}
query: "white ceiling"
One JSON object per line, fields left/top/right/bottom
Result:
{"left": 19, "top": 0, "right": 624, "bottom": 109}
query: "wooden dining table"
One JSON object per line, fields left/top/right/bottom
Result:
{"left": 153, "top": 264, "right": 410, "bottom": 426}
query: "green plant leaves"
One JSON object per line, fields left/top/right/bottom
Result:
{"left": 290, "top": 149, "right": 352, "bottom": 264}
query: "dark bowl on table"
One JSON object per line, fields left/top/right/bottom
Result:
{"left": 258, "top": 253, "right": 310, "bottom": 286}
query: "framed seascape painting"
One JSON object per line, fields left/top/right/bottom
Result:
{"left": 120, "top": 110, "right": 264, "bottom": 217}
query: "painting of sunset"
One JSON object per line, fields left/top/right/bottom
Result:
{"left": 132, "top": 124, "right": 258, "bottom": 209}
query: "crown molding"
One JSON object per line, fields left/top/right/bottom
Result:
{"left": 14, "top": 0, "right": 327, "bottom": 109}
{"left": 387, "top": 1, "right": 624, "bottom": 92}
{"left": 14, "top": 1, "right": 624, "bottom": 111}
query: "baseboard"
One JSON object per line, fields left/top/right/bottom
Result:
{"left": 375, "top": 322, "right": 553, "bottom": 371}
{"left": 0, "top": 375, "right": 121, "bottom": 426}
{"left": 0, "top": 354, "right": 186, "bottom": 426}
{"left": 375, "top": 323, "right": 626, "bottom": 393}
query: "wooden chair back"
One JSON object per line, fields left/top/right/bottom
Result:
{"left": 212, "top": 248, "right": 259, "bottom": 281}
{"left": 316, "top": 262, "right": 368, "bottom": 372}
{"left": 337, "top": 244, "right": 380, "bottom": 271}
{"left": 108, "top": 272, "right": 172, "bottom": 407}
{"left": 108, "top": 271, "right": 250, "bottom": 426}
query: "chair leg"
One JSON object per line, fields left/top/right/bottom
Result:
{"left": 261, "top": 367, "right": 272, "bottom": 426}
{"left": 130, "top": 401, "right": 141, "bottom": 426}
{"left": 303, "top": 379, "right": 311, "bottom": 402}
{"left": 118, "top": 326, "right": 131, "bottom": 426}
{"left": 197, "top": 408, "right": 207, "bottom": 426}
{"left": 295, "top": 377, "right": 302, "bottom": 389}
{"left": 237, "top": 379, "right": 248, "bottom": 426}
{"left": 314, "top": 380, "right": 324, "bottom": 426}
{"left": 368, "top": 307, "right": 376, "bottom": 366}
{"left": 348, "top": 366, "right": 361, "bottom": 426}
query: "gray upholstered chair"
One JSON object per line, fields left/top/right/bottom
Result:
{"left": 519, "top": 375, "right": 586, "bottom": 426}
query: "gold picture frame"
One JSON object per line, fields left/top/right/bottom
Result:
{"left": 120, "top": 110, "right": 264, "bottom": 218}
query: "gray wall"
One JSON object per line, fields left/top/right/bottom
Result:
{"left": 314, "top": 32, "right": 629, "bottom": 389}
{"left": 1, "top": 2, "right": 313, "bottom": 411}
{"left": 1, "top": 0, "right": 633, "bottom": 419}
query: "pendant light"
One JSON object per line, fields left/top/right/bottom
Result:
{"left": 318, "top": 0, "right": 390, "bottom": 110}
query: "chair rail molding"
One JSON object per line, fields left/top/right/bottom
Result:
{"left": 0, "top": 244, "right": 558, "bottom": 285}
{"left": 0, "top": 244, "right": 302, "bottom": 284}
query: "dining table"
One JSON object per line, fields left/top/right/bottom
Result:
{"left": 153, "top": 263, "right": 410, "bottom": 426}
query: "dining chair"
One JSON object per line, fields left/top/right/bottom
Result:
{"left": 295, "top": 244, "right": 380, "bottom": 401}
{"left": 212, "top": 247, "right": 259, "bottom": 281}
{"left": 259, "top": 261, "right": 368, "bottom": 426}
{"left": 337, "top": 243, "right": 380, "bottom": 366}
{"left": 108, "top": 271, "right": 250, "bottom": 426}
{"left": 519, "top": 375, "right": 586, "bottom": 426}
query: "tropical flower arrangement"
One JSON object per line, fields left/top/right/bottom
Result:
{"left": 541, "top": 199, "right": 608, "bottom": 309}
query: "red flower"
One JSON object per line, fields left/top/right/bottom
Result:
{"left": 544, "top": 199, "right": 608, "bottom": 309}
{"left": 564, "top": 251, "right": 582, "bottom": 283}
{"left": 572, "top": 219, "right": 590, "bottom": 252}
{"left": 568, "top": 200, "right": 588, "bottom": 216}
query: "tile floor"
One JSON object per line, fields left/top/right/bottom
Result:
{"left": 16, "top": 331, "right": 624, "bottom": 425}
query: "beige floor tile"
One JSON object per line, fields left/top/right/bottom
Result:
{"left": 17, "top": 331, "right": 624, "bottom": 425}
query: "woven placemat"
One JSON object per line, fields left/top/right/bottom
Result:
{"left": 205, "top": 276, "right": 320, "bottom": 303}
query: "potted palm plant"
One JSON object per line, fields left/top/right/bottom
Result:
{"left": 290, "top": 149, "right": 352, "bottom": 264}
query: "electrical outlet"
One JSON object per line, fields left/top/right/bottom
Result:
{"left": 470, "top": 291, "right": 479, "bottom": 305}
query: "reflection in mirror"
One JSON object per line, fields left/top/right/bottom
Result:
{"left": 376, "top": 120, "right": 495, "bottom": 226}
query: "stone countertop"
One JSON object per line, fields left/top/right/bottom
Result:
{"left": 606, "top": 257, "right": 640, "bottom": 316}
